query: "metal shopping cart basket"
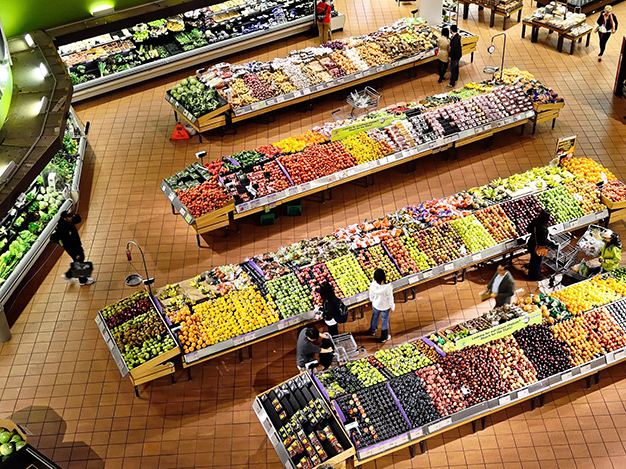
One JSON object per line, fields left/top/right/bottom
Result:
{"left": 328, "top": 333, "right": 366, "bottom": 366}
{"left": 332, "top": 86, "right": 382, "bottom": 121}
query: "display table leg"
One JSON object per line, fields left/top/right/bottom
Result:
{"left": 517, "top": 9, "right": 522, "bottom": 22}
{"left": 171, "top": 204, "right": 177, "bottom": 215}
{"left": 404, "top": 290, "right": 408, "bottom": 303}
{"left": 196, "top": 234, "right": 202, "bottom": 248}
{"left": 134, "top": 386, "right": 140, "bottom": 398}
{"left": 478, "top": 5, "right": 484, "bottom": 10}
{"left": 411, "top": 287, "right": 416, "bottom": 300}
{"left": 571, "top": 40, "right": 575, "bottom": 55}
{"left": 420, "top": 440, "right": 427, "bottom": 454}
{"left": 586, "top": 33, "right": 591, "bottom": 47}
{"left": 552, "top": 118, "right": 556, "bottom": 129}
{"left": 409, "top": 445, "right": 416, "bottom": 458}
{"left": 170, "top": 374, "right": 175, "bottom": 384}
{"left": 463, "top": 2, "right": 469, "bottom": 19}
{"left": 521, "top": 23, "right": 526, "bottom": 38}
{"left": 239, "top": 348, "right": 244, "bottom": 363}
{"left": 557, "top": 34, "right": 564, "bottom": 52}
{"left": 532, "top": 118, "right": 537, "bottom": 135}
{"left": 539, "top": 393, "right": 545, "bottom": 407}
{"left": 531, "top": 26, "right": 539, "bottom": 43}
{"left": 472, "top": 420, "right": 478, "bottom": 433}
{"left": 520, "top": 123, "right": 525, "bottom": 136}
{"left": 461, "top": 268, "right": 466, "bottom": 282}
{"left": 490, "top": 11, "right": 495, "bottom": 27}
{"left": 360, "top": 306, "right": 365, "bottom": 319}
{"left": 481, "top": 416, "right": 487, "bottom": 430}
{"left": 503, "top": 15, "right": 508, "bottom": 30}
{"left": 595, "top": 371, "right": 601, "bottom": 385}
{"left": 248, "top": 344, "right": 253, "bottom": 360}
{"left": 471, "top": 51, "right": 475, "bottom": 63}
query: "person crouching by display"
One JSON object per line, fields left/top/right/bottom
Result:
{"left": 486, "top": 264, "right": 516, "bottom": 306}
{"left": 526, "top": 210, "right": 557, "bottom": 281}
{"left": 296, "top": 326, "right": 333, "bottom": 372}
{"left": 368, "top": 268, "right": 395, "bottom": 343}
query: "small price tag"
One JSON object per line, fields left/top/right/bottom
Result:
{"left": 233, "top": 336, "right": 246, "bottom": 346}
{"left": 402, "top": 150, "right": 411, "bottom": 158}
{"left": 561, "top": 371, "right": 573, "bottom": 382}
{"left": 276, "top": 95, "right": 285, "bottom": 103}
{"left": 444, "top": 264, "right": 454, "bottom": 272}
{"left": 293, "top": 90, "right": 302, "bottom": 98}
{"left": 471, "top": 253, "right": 481, "bottom": 262}
{"left": 410, "top": 427, "right": 423, "bottom": 439}
{"left": 580, "top": 364, "right": 592, "bottom": 374}
{"left": 499, "top": 395, "right": 512, "bottom": 406}
{"left": 518, "top": 388, "right": 530, "bottom": 399}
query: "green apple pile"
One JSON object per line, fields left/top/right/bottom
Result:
{"left": 355, "top": 245, "right": 401, "bottom": 282}
{"left": 326, "top": 255, "right": 370, "bottom": 297}
{"left": 536, "top": 186, "right": 584, "bottom": 223}
{"left": 373, "top": 343, "right": 432, "bottom": 377}
{"left": 346, "top": 359, "right": 387, "bottom": 386}
{"left": 112, "top": 311, "right": 168, "bottom": 350}
{"left": 399, "top": 236, "right": 435, "bottom": 270}
{"left": 122, "top": 336, "right": 177, "bottom": 369}
{"left": 0, "top": 427, "right": 25, "bottom": 462}
{"left": 449, "top": 216, "right": 496, "bottom": 253}
{"left": 265, "top": 273, "right": 313, "bottom": 319}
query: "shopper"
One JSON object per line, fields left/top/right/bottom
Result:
{"left": 447, "top": 25, "right": 462, "bottom": 89}
{"left": 437, "top": 27, "right": 451, "bottom": 84}
{"left": 526, "top": 210, "right": 557, "bottom": 282}
{"left": 51, "top": 211, "right": 94, "bottom": 286}
{"left": 318, "top": 282, "right": 347, "bottom": 337}
{"left": 368, "top": 269, "right": 395, "bottom": 343}
{"left": 600, "top": 232, "right": 622, "bottom": 271}
{"left": 596, "top": 5, "right": 618, "bottom": 61}
{"left": 296, "top": 327, "right": 332, "bottom": 372}
{"left": 316, "top": 0, "right": 332, "bottom": 46}
{"left": 486, "top": 264, "right": 516, "bottom": 307}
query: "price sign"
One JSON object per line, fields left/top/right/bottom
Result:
{"left": 499, "top": 395, "right": 512, "bottom": 406}
{"left": 471, "top": 253, "right": 481, "bottom": 262}
{"left": 302, "top": 87, "right": 311, "bottom": 94}
{"left": 444, "top": 264, "right": 454, "bottom": 272}
{"left": 410, "top": 427, "right": 424, "bottom": 439}
{"left": 517, "top": 388, "right": 530, "bottom": 399}
{"left": 561, "top": 371, "right": 573, "bottom": 382}
{"left": 580, "top": 364, "right": 592, "bottom": 374}
{"left": 293, "top": 90, "right": 302, "bottom": 98}
{"left": 401, "top": 150, "right": 411, "bottom": 158}
{"left": 233, "top": 336, "right": 246, "bottom": 346}
{"left": 276, "top": 96, "right": 285, "bottom": 103}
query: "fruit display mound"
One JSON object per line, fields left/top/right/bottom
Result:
{"left": 342, "top": 133, "right": 388, "bottom": 164}
{"left": 336, "top": 383, "right": 410, "bottom": 449}
{"left": 500, "top": 195, "right": 552, "bottom": 235}
{"left": 449, "top": 215, "right": 496, "bottom": 253}
{"left": 399, "top": 236, "right": 434, "bottom": 270}
{"left": 373, "top": 343, "right": 433, "bottom": 377}
{"left": 552, "top": 309, "right": 626, "bottom": 366}
{"left": 549, "top": 276, "right": 626, "bottom": 316}
{"left": 602, "top": 180, "right": 626, "bottom": 204}
{"left": 354, "top": 245, "right": 401, "bottom": 282}
{"left": 604, "top": 299, "right": 626, "bottom": 330}
{"left": 536, "top": 186, "right": 584, "bottom": 223}
{"left": 564, "top": 179, "right": 606, "bottom": 215}
{"left": 295, "top": 263, "right": 343, "bottom": 306}
{"left": 317, "top": 365, "right": 366, "bottom": 398}
{"left": 416, "top": 364, "right": 467, "bottom": 417}
{"left": 561, "top": 157, "right": 616, "bottom": 184}
{"left": 438, "top": 345, "right": 509, "bottom": 406}
{"left": 513, "top": 324, "right": 572, "bottom": 380}
{"left": 412, "top": 223, "right": 467, "bottom": 265}
{"left": 486, "top": 336, "right": 538, "bottom": 390}
{"left": 175, "top": 177, "right": 232, "bottom": 219}
{"left": 325, "top": 255, "right": 370, "bottom": 297}
{"left": 346, "top": 359, "right": 387, "bottom": 388}
{"left": 382, "top": 238, "right": 423, "bottom": 275}
{"left": 389, "top": 372, "right": 441, "bottom": 429}
{"left": 265, "top": 273, "right": 313, "bottom": 319}
{"left": 473, "top": 205, "right": 518, "bottom": 244}
{"left": 0, "top": 425, "right": 26, "bottom": 461}
{"left": 102, "top": 290, "right": 152, "bottom": 328}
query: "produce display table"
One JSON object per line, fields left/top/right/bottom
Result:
{"left": 459, "top": 0, "right": 523, "bottom": 29}
{"left": 163, "top": 70, "right": 564, "bottom": 241}
{"left": 0, "top": 108, "right": 88, "bottom": 306}
{"left": 164, "top": 19, "right": 478, "bottom": 133}
{"left": 99, "top": 152, "right": 615, "bottom": 392}
{"left": 522, "top": 5, "right": 588, "bottom": 52}
{"left": 255, "top": 275, "right": 626, "bottom": 468}
{"left": 561, "top": 24, "right": 593, "bottom": 54}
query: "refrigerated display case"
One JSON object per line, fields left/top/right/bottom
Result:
{"left": 58, "top": 0, "right": 316, "bottom": 101}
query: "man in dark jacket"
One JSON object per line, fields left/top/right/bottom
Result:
{"left": 487, "top": 264, "right": 516, "bottom": 306}
{"left": 447, "top": 25, "right": 462, "bottom": 88}
{"left": 51, "top": 211, "right": 94, "bottom": 286}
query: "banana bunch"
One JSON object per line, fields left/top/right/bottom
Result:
{"left": 158, "top": 283, "right": 180, "bottom": 300}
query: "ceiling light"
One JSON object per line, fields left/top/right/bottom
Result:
{"left": 37, "top": 96, "right": 49, "bottom": 115}
{"left": 24, "top": 34, "right": 35, "bottom": 48}
{"left": 38, "top": 62, "right": 49, "bottom": 78}
{"left": 91, "top": 4, "right": 115, "bottom": 16}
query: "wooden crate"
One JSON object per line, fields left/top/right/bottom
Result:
{"left": 192, "top": 200, "right": 235, "bottom": 230}
{"left": 601, "top": 194, "right": 626, "bottom": 210}
{"left": 129, "top": 361, "right": 176, "bottom": 386}
{"left": 127, "top": 345, "right": 181, "bottom": 381}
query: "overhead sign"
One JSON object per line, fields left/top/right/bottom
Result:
{"left": 331, "top": 114, "right": 400, "bottom": 141}
{"left": 455, "top": 310, "right": 543, "bottom": 349}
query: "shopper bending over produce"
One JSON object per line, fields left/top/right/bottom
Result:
{"left": 596, "top": 5, "right": 618, "bottom": 61}
{"left": 486, "top": 264, "right": 516, "bottom": 306}
{"left": 368, "top": 269, "right": 395, "bottom": 343}
{"left": 318, "top": 282, "right": 348, "bottom": 337}
{"left": 296, "top": 327, "right": 333, "bottom": 372}
{"left": 51, "top": 211, "right": 94, "bottom": 286}
{"left": 600, "top": 232, "right": 622, "bottom": 271}
{"left": 526, "top": 210, "right": 557, "bottom": 282}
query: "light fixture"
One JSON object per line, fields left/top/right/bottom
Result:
{"left": 196, "top": 151, "right": 207, "bottom": 166}
{"left": 38, "top": 62, "right": 49, "bottom": 78}
{"left": 37, "top": 96, "right": 49, "bottom": 115}
{"left": 24, "top": 34, "right": 35, "bottom": 48}
{"left": 484, "top": 33, "right": 507, "bottom": 84}
{"left": 125, "top": 241, "right": 155, "bottom": 296}
{"left": 90, "top": 4, "right": 115, "bottom": 17}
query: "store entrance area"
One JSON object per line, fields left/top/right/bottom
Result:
{"left": 2, "top": 0, "right": 626, "bottom": 467}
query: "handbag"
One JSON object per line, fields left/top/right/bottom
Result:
{"left": 533, "top": 226, "right": 548, "bottom": 257}
{"left": 599, "top": 25, "right": 608, "bottom": 34}
{"left": 593, "top": 23, "right": 599, "bottom": 33}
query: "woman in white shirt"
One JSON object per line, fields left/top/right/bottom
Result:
{"left": 368, "top": 269, "right": 395, "bottom": 343}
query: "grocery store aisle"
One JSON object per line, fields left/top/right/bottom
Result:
{"left": 2, "top": 0, "right": 626, "bottom": 467}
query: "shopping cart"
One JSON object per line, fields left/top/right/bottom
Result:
{"left": 332, "top": 86, "right": 382, "bottom": 121}
{"left": 328, "top": 333, "right": 366, "bottom": 366}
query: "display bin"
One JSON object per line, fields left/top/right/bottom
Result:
{"left": 601, "top": 194, "right": 626, "bottom": 210}
{"left": 533, "top": 101, "right": 565, "bottom": 112}
{"left": 0, "top": 419, "right": 29, "bottom": 467}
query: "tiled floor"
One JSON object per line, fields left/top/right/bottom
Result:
{"left": 3, "top": 0, "right": 626, "bottom": 467}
